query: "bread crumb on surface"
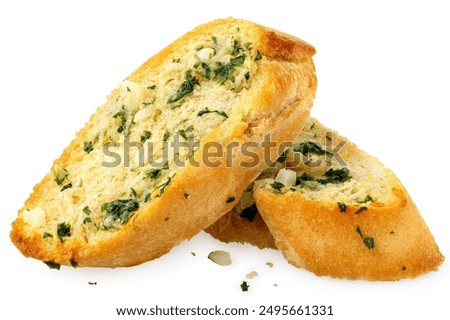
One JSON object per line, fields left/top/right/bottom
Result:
{"left": 208, "top": 250, "right": 231, "bottom": 266}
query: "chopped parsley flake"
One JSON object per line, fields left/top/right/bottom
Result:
{"left": 363, "top": 237, "right": 375, "bottom": 250}
{"left": 61, "top": 183, "right": 72, "bottom": 192}
{"left": 319, "top": 168, "right": 351, "bottom": 184}
{"left": 82, "top": 206, "right": 91, "bottom": 215}
{"left": 70, "top": 259, "right": 77, "bottom": 268}
{"left": 146, "top": 169, "right": 162, "bottom": 180}
{"left": 178, "top": 129, "right": 188, "bottom": 140}
{"left": 44, "top": 261, "right": 61, "bottom": 270}
{"left": 101, "top": 198, "right": 139, "bottom": 230}
{"left": 54, "top": 169, "right": 69, "bottom": 186}
{"left": 158, "top": 177, "right": 172, "bottom": 195}
{"left": 113, "top": 106, "right": 129, "bottom": 136}
{"left": 358, "top": 195, "right": 373, "bottom": 203}
{"left": 197, "top": 107, "right": 228, "bottom": 118}
{"left": 194, "top": 61, "right": 212, "bottom": 79}
{"left": 42, "top": 232, "right": 53, "bottom": 239}
{"left": 277, "top": 150, "right": 287, "bottom": 163}
{"left": 140, "top": 131, "right": 152, "bottom": 144}
{"left": 163, "top": 130, "right": 170, "bottom": 142}
{"left": 57, "top": 222, "right": 71, "bottom": 242}
{"left": 355, "top": 206, "right": 368, "bottom": 215}
{"left": 293, "top": 141, "right": 332, "bottom": 156}
{"left": 167, "top": 71, "right": 199, "bottom": 104}
{"left": 356, "top": 225, "right": 375, "bottom": 250}
{"left": 240, "top": 281, "right": 250, "bottom": 292}
{"left": 271, "top": 181, "right": 285, "bottom": 192}
{"left": 232, "top": 40, "right": 244, "bottom": 55}
{"left": 338, "top": 202, "right": 347, "bottom": 213}
{"left": 295, "top": 172, "right": 315, "bottom": 185}
{"left": 83, "top": 141, "right": 94, "bottom": 154}
{"left": 83, "top": 217, "right": 92, "bottom": 224}
{"left": 254, "top": 50, "right": 262, "bottom": 61}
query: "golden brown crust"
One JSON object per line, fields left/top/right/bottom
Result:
{"left": 254, "top": 186, "right": 444, "bottom": 280}
{"left": 205, "top": 208, "right": 276, "bottom": 250}
{"left": 206, "top": 117, "right": 444, "bottom": 280}
{"left": 10, "top": 18, "right": 317, "bottom": 267}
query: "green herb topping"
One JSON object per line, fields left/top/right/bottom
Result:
{"left": 42, "top": 232, "right": 53, "bottom": 239}
{"left": 83, "top": 141, "right": 94, "bottom": 154}
{"left": 356, "top": 225, "right": 375, "bottom": 250}
{"left": 83, "top": 217, "right": 92, "bottom": 224}
{"left": 240, "top": 281, "right": 250, "bottom": 292}
{"left": 271, "top": 181, "right": 285, "bottom": 192}
{"left": 146, "top": 169, "right": 162, "bottom": 180}
{"left": 319, "top": 168, "right": 351, "bottom": 184}
{"left": 158, "top": 177, "right": 172, "bottom": 195}
{"left": 178, "top": 125, "right": 195, "bottom": 141}
{"left": 70, "top": 259, "right": 77, "bottom": 268}
{"left": 295, "top": 172, "right": 315, "bottom": 185}
{"left": 178, "top": 129, "right": 188, "bottom": 140}
{"left": 54, "top": 169, "right": 69, "bottom": 186}
{"left": 293, "top": 141, "right": 332, "bottom": 156}
{"left": 358, "top": 195, "right": 373, "bottom": 203}
{"left": 338, "top": 202, "right": 347, "bottom": 213}
{"left": 254, "top": 50, "right": 262, "bottom": 61}
{"left": 140, "top": 131, "right": 152, "bottom": 144}
{"left": 355, "top": 206, "right": 368, "bottom": 215}
{"left": 44, "top": 261, "right": 61, "bottom": 270}
{"left": 276, "top": 150, "right": 287, "bottom": 163}
{"left": 363, "top": 237, "right": 375, "bottom": 250}
{"left": 61, "top": 183, "right": 72, "bottom": 192}
{"left": 113, "top": 106, "right": 130, "bottom": 136}
{"left": 197, "top": 107, "right": 229, "bottom": 118}
{"left": 101, "top": 198, "right": 139, "bottom": 230}
{"left": 295, "top": 168, "right": 351, "bottom": 187}
{"left": 194, "top": 61, "right": 212, "bottom": 79}
{"left": 82, "top": 206, "right": 91, "bottom": 215}
{"left": 163, "top": 130, "right": 170, "bottom": 142}
{"left": 167, "top": 71, "right": 200, "bottom": 104}
{"left": 57, "top": 222, "right": 71, "bottom": 242}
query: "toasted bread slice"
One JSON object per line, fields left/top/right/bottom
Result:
{"left": 10, "top": 18, "right": 317, "bottom": 267}
{"left": 206, "top": 118, "right": 444, "bottom": 280}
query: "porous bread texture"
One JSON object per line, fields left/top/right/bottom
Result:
{"left": 257, "top": 117, "right": 397, "bottom": 204}
{"left": 206, "top": 117, "right": 444, "bottom": 280}
{"left": 206, "top": 117, "right": 405, "bottom": 245}
{"left": 11, "top": 18, "right": 317, "bottom": 267}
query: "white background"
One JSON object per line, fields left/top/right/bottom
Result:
{"left": 1, "top": 1, "right": 449, "bottom": 319}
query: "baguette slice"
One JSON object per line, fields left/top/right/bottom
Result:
{"left": 206, "top": 118, "right": 444, "bottom": 280}
{"left": 10, "top": 18, "right": 317, "bottom": 267}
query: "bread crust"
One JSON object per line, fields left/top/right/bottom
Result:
{"left": 10, "top": 18, "right": 317, "bottom": 267}
{"left": 207, "top": 117, "right": 444, "bottom": 280}
{"left": 254, "top": 182, "right": 444, "bottom": 280}
{"left": 205, "top": 208, "right": 276, "bottom": 249}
